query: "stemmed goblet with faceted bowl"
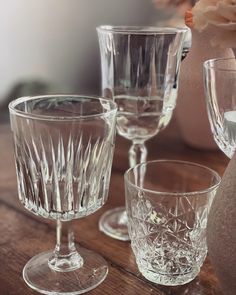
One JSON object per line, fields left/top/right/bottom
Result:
{"left": 97, "top": 26, "right": 187, "bottom": 241}
{"left": 9, "top": 95, "right": 117, "bottom": 295}
{"left": 204, "top": 57, "right": 236, "bottom": 159}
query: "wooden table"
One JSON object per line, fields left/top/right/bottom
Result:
{"left": 0, "top": 117, "right": 229, "bottom": 295}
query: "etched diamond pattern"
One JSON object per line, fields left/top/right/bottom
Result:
{"left": 127, "top": 192, "right": 214, "bottom": 285}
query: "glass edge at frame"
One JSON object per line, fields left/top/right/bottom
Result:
{"left": 204, "top": 57, "right": 236, "bottom": 72}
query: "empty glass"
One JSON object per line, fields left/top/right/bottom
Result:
{"left": 97, "top": 26, "right": 187, "bottom": 241}
{"left": 125, "top": 160, "right": 220, "bottom": 286}
{"left": 9, "top": 95, "right": 117, "bottom": 294}
{"left": 204, "top": 57, "right": 236, "bottom": 158}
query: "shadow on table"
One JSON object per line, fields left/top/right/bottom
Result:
{"left": 149, "top": 274, "right": 222, "bottom": 295}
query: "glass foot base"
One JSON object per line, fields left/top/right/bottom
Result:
{"left": 99, "top": 207, "right": 130, "bottom": 241}
{"left": 23, "top": 248, "right": 108, "bottom": 294}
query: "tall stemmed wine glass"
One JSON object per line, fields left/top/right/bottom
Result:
{"left": 9, "top": 95, "right": 117, "bottom": 294}
{"left": 204, "top": 58, "right": 236, "bottom": 158}
{"left": 97, "top": 26, "right": 187, "bottom": 241}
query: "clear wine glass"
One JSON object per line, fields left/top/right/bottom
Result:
{"left": 204, "top": 57, "right": 236, "bottom": 158}
{"left": 9, "top": 95, "right": 117, "bottom": 295}
{"left": 97, "top": 26, "right": 187, "bottom": 241}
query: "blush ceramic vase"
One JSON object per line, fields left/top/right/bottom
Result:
{"left": 204, "top": 56, "right": 236, "bottom": 295}
{"left": 207, "top": 153, "right": 236, "bottom": 295}
{"left": 176, "top": 29, "right": 234, "bottom": 149}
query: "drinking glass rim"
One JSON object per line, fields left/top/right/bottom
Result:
{"left": 204, "top": 57, "right": 236, "bottom": 73}
{"left": 97, "top": 25, "right": 188, "bottom": 35}
{"left": 8, "top": 94, "right": 117, "bottom": 121}
{"left": 124, "top": 159, "right": 221, "bottom": 197}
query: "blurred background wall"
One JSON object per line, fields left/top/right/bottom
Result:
{"left": 0, "top": 0, "right": 160, "bottom": 106}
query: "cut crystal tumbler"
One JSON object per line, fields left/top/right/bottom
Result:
{"left": 125, "top": 160, "right": 220, "bottom": 286}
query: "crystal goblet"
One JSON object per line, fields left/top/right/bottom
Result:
{"left": 9, "top": 95, "right": 117, "bottom": 294}
{"left": 204, "top": 57, "right": 236, "bottom": 158}
{"left": 97, "top": 26, "right": 187, "bottom": 241}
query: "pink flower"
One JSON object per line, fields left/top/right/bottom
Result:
{"left": 191, "top": 0, "right": 236, "bottom": 48}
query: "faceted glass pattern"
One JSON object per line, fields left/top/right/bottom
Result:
{"left": 10, "top": 95, "right": 116, "bottom": 221}
{"left": 125, "top": 160, "right": 220, "bottom": 286}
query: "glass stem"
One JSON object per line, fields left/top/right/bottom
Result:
{"left": 48, "top": 220, "right": 83, "bottom": 272}
{"left": 129, "top": 141, "right": 147, "bottom": 189}
{"left": 129, "top": 141, "right": 147, "bottom": 168}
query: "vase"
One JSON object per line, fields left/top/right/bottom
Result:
{"left": 176, "top": 29, "right": 234, "bottom": 149}
{"left": 207, "top": 152, "right": 236, "bottom": 295}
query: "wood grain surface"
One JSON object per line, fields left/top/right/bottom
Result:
{"left": 0, "top": 115, "right": 229, "bottom": 295}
